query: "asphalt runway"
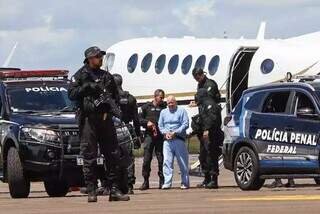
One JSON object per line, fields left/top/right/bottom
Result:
{"left": 1, "top": 156, "right": 320, "bottom": 214}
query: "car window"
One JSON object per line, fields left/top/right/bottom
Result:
{"left": 295, "top": 92, "right": 316, "bottom": 113}
{"left": 262, "top": 91, "right": 290, "bottom": 114}
{"left": 7, "top": 85, "right": 74, "bottom": 112}
{"left": 244, "top": 91, "right": 267, "bottom": 112}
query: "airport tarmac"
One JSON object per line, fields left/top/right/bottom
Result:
{"left": 1, "top": 155, "right": 320, "bottom": 214}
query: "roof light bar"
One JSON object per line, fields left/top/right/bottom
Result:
{"left": 0, "top": 70, "right": 69, "bottom": 79}
{"left": 295, "top": 75, "right": 320, "bottom": 80}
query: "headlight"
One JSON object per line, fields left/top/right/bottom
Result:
{"left": 20, "top": 127, "right": 60, "bottom": 143}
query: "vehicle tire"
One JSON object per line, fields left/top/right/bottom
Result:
{"left": 233, "top": 146, "right": 265, "bottom": 190}
{"left": 314, "top": 178, "right": 320, "bottom": 185}
{"left": 7, "top": 147, "right": 30, "bottom": 198}
{"left": 44, "top": 178, "right": 69, "bottom": 197}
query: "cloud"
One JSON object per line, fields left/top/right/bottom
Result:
{"left": 0, "top": 22, "right": 75, "bottom": 69}
{"left": 234, "top": 0, "right": 320, "bottom": 6}
{"left": 0, "top": 0, "right": 320, "bottom": 73}
{"left": 120, "top": 6, "right": 154, "bottom": 25}
{"left": 172, "top": 0, "right": 216, "bottom": 32}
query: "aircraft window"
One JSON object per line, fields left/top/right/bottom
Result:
{"left": 127, "top": 54, "right": 138, "bottom": 73}
{"left": 208, "top": 55, "right": 220, "bottom": 75}
{"left": 181, "top": 55, "right": 192, "bottom": 75}
{"left": 168, "top": 55, "right": 179, "bottom": 74}
{"left": 194, "top": 55, "right": 206, "bottom": 70}
{"left": 105, "top": 53, "right": 115, "bottom": 71}
{"left": 141, "top": 53, "right": 153, "bottom": 73}
{"left": 155, "top": 54, "right": 166, "bottom": 74}
{"left": 261, "top": 59, "right": 274, "bottom": 74}
{"left": 262, "top": 91, "right": 290, "bottom": 114}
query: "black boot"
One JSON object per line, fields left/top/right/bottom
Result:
{"left": 206, "top": 176, "right": 218, "bottom": 189}
{"left": 159, "top": 177, "right": 164, "bottom": 189}
{"left": 103, "top": 186, "right": 110, "bottom": 195}
{"left": 96, "top": 186, "right": 110, "bottom": 196}
{"left": 128, "top": 184, "right": 134, "bottom": 195}
{"left": 109, "top": 186, "right": 130, "bottom": 201}
{"left": 267, "top": 179, "right": 283, "bottom": 188}
{"left": 285, "top": 179, "right": 295, "bottom": 188}
{"left": 139, "top": 178, "right": 149, "bottom": 191}
{"left": 96, "top": 186, "right": 105, "bottom": 196}
{"left": 197, "top": 174, "right": 210, "bottom": 188}
{"left": 80, "top": 187, "right": 88, "bottom": 194}
{"left": 87, "top": 190, "right": 97, "bottom": 203}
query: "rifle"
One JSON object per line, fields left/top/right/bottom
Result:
{"left": 93, "top": 92, "right": 122, "bottom": 119}
{"left": 93, "top": 73, "right": 122, "bottom": 120}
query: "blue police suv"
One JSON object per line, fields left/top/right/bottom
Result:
{"left": 223, "top": 77, "right": 320, "bottom": 190}
{"left": 0, "top": 69, "right": 132, "bottom": 198}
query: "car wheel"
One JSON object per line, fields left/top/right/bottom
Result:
{"left": 7, "top": 147, "right": 30, "bottom": 198}
{"left": 234, "top": 146, "right": 265, "bottom": 190}
{"left": 44, "top": 178, "right": 69, "bottom": 197}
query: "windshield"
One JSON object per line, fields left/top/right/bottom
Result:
{"left": 7, "top": 84, "right": 75, "bottom": 113}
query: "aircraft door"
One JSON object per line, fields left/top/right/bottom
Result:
{"left": 227, "top": 47, "right": 258, "bottom": 113}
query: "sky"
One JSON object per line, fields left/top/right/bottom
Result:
{"left": 1, "top": 0, "right": 320, "bottom": 74}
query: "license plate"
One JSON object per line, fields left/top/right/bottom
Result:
{"left": 76, "top": 157, "right": 104, "bottom": 166}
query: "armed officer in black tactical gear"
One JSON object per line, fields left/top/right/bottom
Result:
{"left": 193, "top": 88, "right": 224, "bottom": 189}
{"left": 139, "top": 89, "right": 166, "bottom": 190}
{"left": 190, "top": 68, "right": 223, "bottom": 189}
{"left": 191, "top": 68, "right": 221, "bottom": 104}
{"left": 113, "top": 73, "right": 142, "bottom": 195}
{"left": 68, "top": 46, "right": 129, "bottom": 202}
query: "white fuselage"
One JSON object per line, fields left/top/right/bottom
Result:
{"left": 103, "top": 32, "right": 320, "bottom": 120}
{"left": 105, "top": 36, "right": 320, "bottom": 96}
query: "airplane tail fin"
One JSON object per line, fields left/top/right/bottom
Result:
{"left": 3, "top": 42, "right": 18, "bottom": 67}
{"left": 256, "top": 21, "right": 266, "bottom": 41}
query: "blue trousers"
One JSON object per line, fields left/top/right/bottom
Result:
{"left": 163, "top": 139, "right": 189, "bottom": 187}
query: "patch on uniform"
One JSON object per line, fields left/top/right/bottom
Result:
{"left": 207, "top": 87, "right": 212, "bottom": 91}
{"left": 71, "top": 76, "right": 76, "bottom": 82}
{"left": 207, "top": 105, "right": 212, "bottom": 110}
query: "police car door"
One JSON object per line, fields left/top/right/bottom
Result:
{"left": 250, "top": 90, "right": 293, "bottom": 171}
{"left": 283, "top": 90, "right": 320, "bottom": 172}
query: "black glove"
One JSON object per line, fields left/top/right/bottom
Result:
{"left": 81, "top": 82, "right": 100, "bottom": 94}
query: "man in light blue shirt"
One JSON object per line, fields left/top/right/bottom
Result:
{"left": 158, "top": 95, "right": 190, "bottom": 189}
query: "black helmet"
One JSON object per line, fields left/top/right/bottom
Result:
{"left": 83, "top": 46, "right": 106, "bottom": 63}
{"left": 113, "top": 73, "right": 123, "bottom": 87}
{"left": 192, "top": 67, "right": 204, "bottom": 77}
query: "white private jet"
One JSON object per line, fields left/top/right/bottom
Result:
{"left": 103, "top": 23, "right": 320, "bottom": 115}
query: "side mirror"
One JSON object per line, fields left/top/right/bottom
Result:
{"left": 297, "top": 107, "right": 318, "bottom": 119}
